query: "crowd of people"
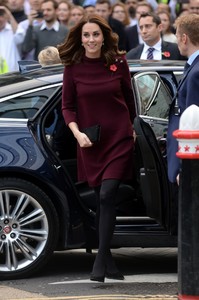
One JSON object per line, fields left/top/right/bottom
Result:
{"left": 0, "top": 0, "right": 199, "bottom": 72}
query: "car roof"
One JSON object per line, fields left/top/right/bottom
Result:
{"left": 127, "top": 59, "right": 186, "bottom": 72}
{"left": 0, "top": 64, "right": 64, "bottom": 98}
{"left": 0, "top": 60, "right": 185, "bottom": 98}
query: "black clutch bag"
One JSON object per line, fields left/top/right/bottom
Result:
{"left": 81, "top": 125, "right": 101, "bottom": 143}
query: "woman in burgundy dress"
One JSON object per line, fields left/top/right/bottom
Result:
{"left": 58, "top": 14, "right": 136, "bottom": 282}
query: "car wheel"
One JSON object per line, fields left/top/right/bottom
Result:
{"left": 0, "top": 177, "right": 59, "bottom": 280}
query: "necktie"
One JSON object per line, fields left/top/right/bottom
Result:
{"left": 147, "top": 47, "right": 154, "bottom": 60}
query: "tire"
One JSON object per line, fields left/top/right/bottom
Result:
{"left": 0, "top": 177, "right": 59, "bottom": 280}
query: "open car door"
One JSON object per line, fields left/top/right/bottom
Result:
{"left": 132, "top": 72, "right": 173, "bottom": 226}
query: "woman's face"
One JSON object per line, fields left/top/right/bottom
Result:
{"left": 57, "top": 2, "right": 70, "bottom": 23}
{"left": 81, "top": 22, "right": 104, "bottom": 58}
{"left": 112, "top": 5, "right": 126, "bottom": 24}
{"left": 158, "top": 12, "right": 170, "bottom": 33}
{"left": 70, "top": 8, "right": 84, "bottom": 25}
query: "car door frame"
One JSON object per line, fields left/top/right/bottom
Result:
{"left": 131, "top": 71, "right": 178, "bottom": 231}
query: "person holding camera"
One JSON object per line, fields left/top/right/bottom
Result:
{"left": 0, "top": 5, "right": 21, "bottom": 71}
{"left": 19, "top": 0, "right": 68, "bottom": 60}
{"left": 14, "top": 0, "right": 44, "bottom": 60}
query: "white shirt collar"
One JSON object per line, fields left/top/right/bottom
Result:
{"left": 40, "top": 20, "right": 60, "bottom": 31}
{"left": 143, "top": 38, "right": 162, "bottom": 54}
{"left": 188, "top": 50, "right": 199, "bottom": 66}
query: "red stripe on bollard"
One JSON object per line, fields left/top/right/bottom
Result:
{"left": 179, "top": 295, "right": 199, "bottom": 300}
{"left": 173, "top": 130, "right": 199, "bottom": 139}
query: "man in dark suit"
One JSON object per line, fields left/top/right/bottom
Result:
{"left": 95, "top": 0, "right": 126, "bottom": 51}
{"left": 125, "top": 2, "right": 153, "bottom": 52}
{"left": 167, "top": 14, "right": 199, "bottom": 184}
{"left": 126, "top": 12, "right": 184, "bottom": 60}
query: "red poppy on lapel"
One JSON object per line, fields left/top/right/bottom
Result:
{"left": 109, "top": 64, "right": 117, "bottom": 72}
{"left": 162, "top": 52, "right": 170, "bottom": 58}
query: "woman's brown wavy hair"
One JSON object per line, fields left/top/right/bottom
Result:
{"left": 58, "top": 14, "right": 124, "bottom": 67}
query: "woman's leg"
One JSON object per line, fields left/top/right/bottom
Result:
{"left": 91, "top": 179, "right": 121, "bottom": 281}
{"left": 94, "top": 185, "right": 100, "bottom": 247}
{"left": 94, "top": 185, "right": 120, "bottom": 275}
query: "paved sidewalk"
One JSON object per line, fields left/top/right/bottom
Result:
{"left": 0, "top": 248, "right": 178, "bottom": 300}
{"left": 0, "top": 286, "right": 45, "bottom": 299}
{"left": 0, "top": 286, "right": 178, "bottom": 300}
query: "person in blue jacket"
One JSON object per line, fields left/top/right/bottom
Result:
{"left": 167, "top": 13, "right": 199, "bottom": 185}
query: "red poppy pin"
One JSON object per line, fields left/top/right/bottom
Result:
{"left": 162, "top": 51, "right": 170, "bottom": 58}
{"left": 109, "top": 64, "right": 117, "bottom": 72}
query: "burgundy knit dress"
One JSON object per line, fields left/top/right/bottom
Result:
{"left": 62, "top": 55, "right": 136, "bottom": 187}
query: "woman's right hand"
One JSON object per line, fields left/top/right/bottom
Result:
{"left": 75, "top": 132, "right": 93, "bottom": 148}
{"left": 68, "top": 122, "right": 93, "bottom": 148}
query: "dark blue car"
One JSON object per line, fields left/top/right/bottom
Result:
{"left": 0, "top": 60, "right": 185, "bottom": 280}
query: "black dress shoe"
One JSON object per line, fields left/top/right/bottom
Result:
{"left": 90, "top": 274, "right": 105, "bottom": 283}
{"left": 105, "top": 271, "right": 124, "bottom": 280}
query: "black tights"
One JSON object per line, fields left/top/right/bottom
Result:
{"left": 92, "top": 179, "right": 120, "bottom": 276}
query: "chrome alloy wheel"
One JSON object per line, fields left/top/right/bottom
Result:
{"left": 0, "top": 189, "right": 49, "bottom": 272}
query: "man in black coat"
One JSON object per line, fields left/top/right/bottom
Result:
{"left": 95, "top": 0, "right": 126, "bottom": 51}
{"left": 125, "top": 24, "right": 139, "bottom": 52}
{"left": 126, "top": 12, "right": 185, "bottom": 60}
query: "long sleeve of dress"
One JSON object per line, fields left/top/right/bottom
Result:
{"left": 62, "top": 66, "right": 78, "bottom": 125}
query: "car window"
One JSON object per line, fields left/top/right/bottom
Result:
{"left": 133, "top": 72, "right": 172, "bottom": 119}
{"left": 146, "top": 80, "right": 171, "bottom": 119}
{"left": 0, "top": 87, "right": 55, "bottom": 119}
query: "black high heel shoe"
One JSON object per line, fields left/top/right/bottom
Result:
{"left": 90, "top": 252, "right": 106, "bottom": 283}
{"left": 105, "top": 250, "right": 124, "bottom": 280}
{"left": 105, "top": 271, "right": 124, "bottom": 280}
{"left": 90, "top": 273, "right": 105, "bottom": 283}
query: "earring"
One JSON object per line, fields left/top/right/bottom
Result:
{"left": 102, "top": 42, "right": 104, "bottom": 45}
